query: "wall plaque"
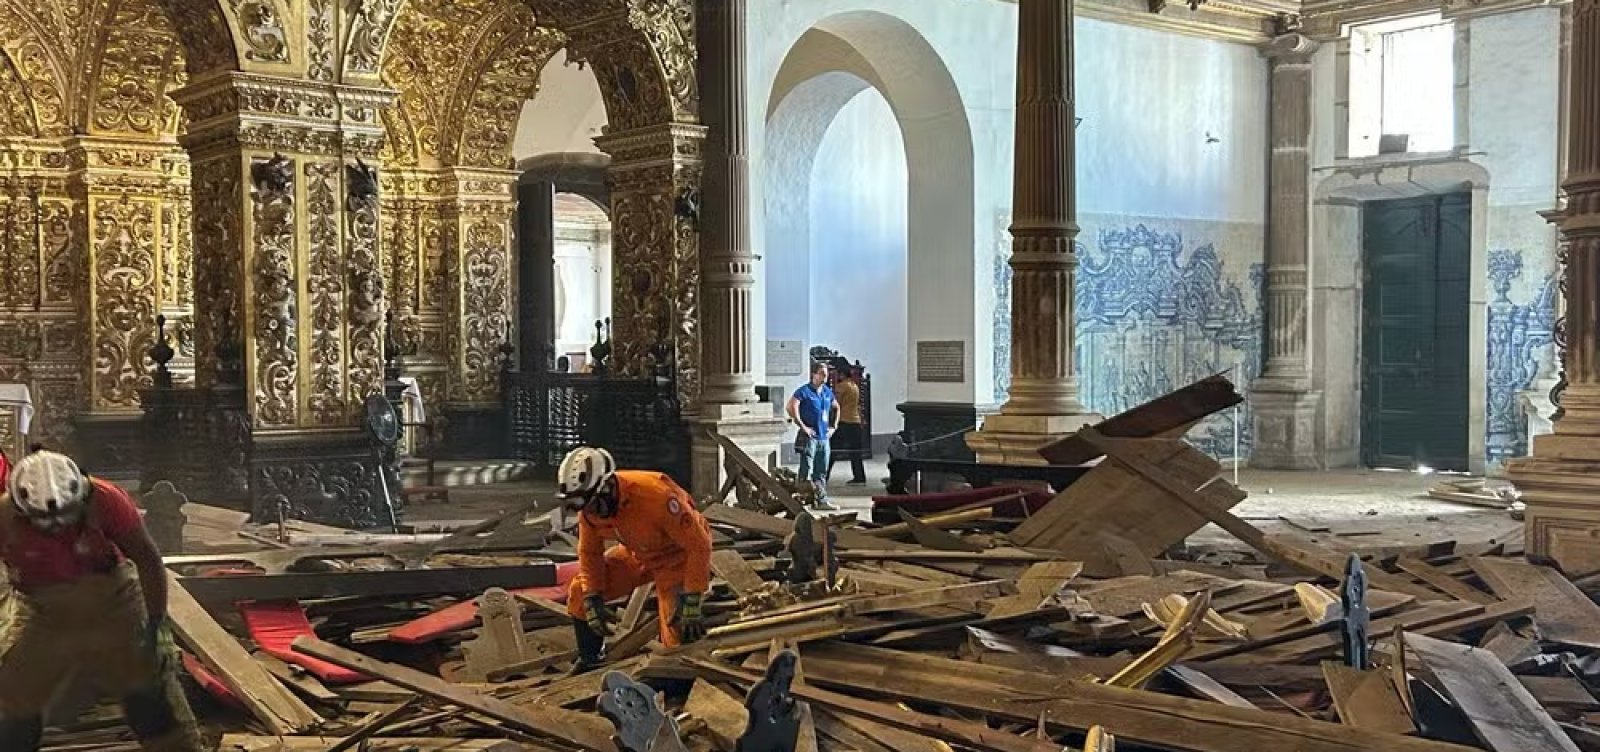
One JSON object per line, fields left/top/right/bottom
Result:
{"left": 767, "top": 339, "right": 805, "bottom": 377}
{"left": 916, "top": 340, "right": 965, "bottom": 383}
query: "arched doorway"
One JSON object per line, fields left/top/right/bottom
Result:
{"left": 762, "top": 11, "right": 974, "bottom": 451}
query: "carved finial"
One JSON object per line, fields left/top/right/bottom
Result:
{"left": 150, "top": 314, "right": 175, "bottom": 388}
{"left": 347, "top": 158, "right": 380, "bottom": 207}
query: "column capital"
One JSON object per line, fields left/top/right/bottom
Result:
{"left": 170, "top": 72, "right": 397, "bottom": 161}
{"left": 1263, "top": 33, "right": 1319, "bottom": 62}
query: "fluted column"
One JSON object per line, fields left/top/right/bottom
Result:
{"left": 967, "top": 0, "right": 1101, "bottom": 465}
{"left": 699, "top": 0, "right": 757, "bottom": 406}
{"left": 1508, "top": 0, "right": 1600, "bottom": 569}
{"left": 689, "top": 0, "right": 784, "bottom": 492}
{"left": 1250, "top": 33, "right": 1325, "bottom": 470}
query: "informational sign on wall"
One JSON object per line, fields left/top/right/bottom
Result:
{"left": 767, "top": 339, "right": 805, "bottom": 377}
{"left": 916, "top": 340, "right": 965, "bottom": 383}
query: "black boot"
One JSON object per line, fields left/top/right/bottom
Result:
{"left": 569, "top": 618, "right": 607, "bottom": 675}
{"left": 0, "top": 715, "right": 43, "bottom": 752}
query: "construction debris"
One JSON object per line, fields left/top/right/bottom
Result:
{"left": 26, "top": 377, "right": 1600, "bottom": 752}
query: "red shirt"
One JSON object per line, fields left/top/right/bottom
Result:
{"left": 0, "top": 478, "right": 142, "bottom": 590}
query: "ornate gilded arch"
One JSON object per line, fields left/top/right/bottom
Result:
{"left": 528, "top": 0, "right": 697, "bottom": 133}
{"left": 78, "top": 0, "right": 189, "bottom": 139}
{"left": 0, "top": 2, "right": 73, "bottom": 137}
{"left": 0, "top": 51, "right": 43, "bottom": 138}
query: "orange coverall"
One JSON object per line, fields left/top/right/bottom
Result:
{"left": 566, "top": 470, "right": 712, "bottom": 647}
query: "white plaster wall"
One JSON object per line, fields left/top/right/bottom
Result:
{"left": 552, "top": 219, "right": 612, "bottom": 359}
{"left": 749, "top": 0, "right": 1018, "bottom": 411}
{"left": 803, "top": 91, "right": 909, "bottom": 430}
{"left": 512, "top": 50, "right": 607, "bottom": 161}
{"left": 1075, "top": 19, "right": 1268, "bottom": 224}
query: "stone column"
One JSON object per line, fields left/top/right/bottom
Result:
{"left": 1250, "top": 33, "right": 1325, "bottom": 470}
{"left": 517, "top": 178, "right": 557, "bottom": 372}
{"left": 690, "top": 0, "right": 785, "bottom": 491}
{"left": 172, "top": 73, "right": 399, "bottom": 527}
{"left": 966, "top": 0, "right": 1101, "bottom": 466}
{"left": 1508, "top": 0, "right": 1600, "bottom": 570}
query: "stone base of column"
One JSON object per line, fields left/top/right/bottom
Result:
{"left": 1248, "top": 388, "right": 1323, "bottom": 470}
{"left": 249, "top": 428, "right": 393, "bottom": 530}
{"left": 690, "top": 403, "right": 787, "bottom": 496}
{"left": 71, "top": 411, "right": 145, "bottom": 481}
{"left": 1507, "top": 432, "right": 1600, "bottom": 571}
{"left": 440, "top": 403, "right": 505, "bottom": 460}
{"left": 964, "top": 413, "right": 1103, "bottom": 467}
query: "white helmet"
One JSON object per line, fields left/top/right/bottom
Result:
{"left": 557, "top": 446, "right": 615, "bottom": 499}
{"left": 7, "top": 450, "right": 91, "bottom": 531}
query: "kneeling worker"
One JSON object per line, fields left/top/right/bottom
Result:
{"left": 0, "top": 451, "right": 202, "bottom": 751}
{"left": 560, "top": 447, "right": 712, "bottom": 670}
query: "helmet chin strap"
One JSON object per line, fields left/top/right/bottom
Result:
{"left": 583, "top": 478, "right": 620, "bottom": 519}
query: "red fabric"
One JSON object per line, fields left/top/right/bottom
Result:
{"left": 870, "top": 485, "right": 1054, "bottom": 519}
{"left": 1, "top": 478, "right": 142, "bottom": 590}
{"left": 0, "top": 449, "right": 9, "bottom": 488}
{"left": 181, "top": 651, "right": 245, "bottom": 710}
{"left": 388, "top": 560, "right": 580, "bottom": 644}
{"left": 239, "top": 600, "right": 368, "bottom": 684}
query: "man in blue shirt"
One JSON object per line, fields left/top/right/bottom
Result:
{"left": 786, "top": 362, "right": 840, "bottom": 510}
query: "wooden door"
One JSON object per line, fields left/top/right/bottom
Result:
{"left": 1361, "top": 194, "right": 1471, "bottom": 471}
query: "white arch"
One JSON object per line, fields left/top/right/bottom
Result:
{"left": 760, "top": 9, "right": 979, "bottom": 411}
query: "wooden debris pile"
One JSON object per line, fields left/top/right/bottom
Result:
{"left": 28, "top": 379, "right": 1600, "bottom": 752}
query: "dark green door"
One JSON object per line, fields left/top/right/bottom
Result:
{"left": 1361, "top": 194, "right": 1471, "bottom": 471}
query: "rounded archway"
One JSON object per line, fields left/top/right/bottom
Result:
{"left": 762, "top": 10, "right": 975, "bottom": 438}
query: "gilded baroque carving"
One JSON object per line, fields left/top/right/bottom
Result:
{"left": 159, "top": 195, "right": 194, "bottom": 309}
{"left": 236, "top": 0, "right": 290, "bottom": 63}
{"left": 345, "top": 0, "right": 404, "bottom": 76}
{"left": 0, "top": 193, "right": 40, "bottom": 309}
{"left": 191, "top": 158, "right": 241, "bottom": 387}
{"left": 0, "top": 54, "right": 38, "bottom": 136}
{"left": 87, "top": 0, "right": 185, "bottom": 137}
{"left": 307, "top": 0, "right": 334, "bottom": 81}
{"left": 457, "top": 212, "right": 510, "bottom": 402}
{"left": 41, "top": 198, "right": 76, "bottom": 306}
{"left": 345, "top": 159, "right": 384, "bottom": 411}
{"left": 455, "top": 25, "right": 561, "bottom": 168}
{"left": 625, "top": 0, "right": 697, "bottom": 122}
{"left": 304, "top": 160, "right": 345, "bottom": 424}
{"left": 250, "top": 154, "right": 297, "bottom": 425}
{"left": 10, "top": 41, "right": 66, "bottom": 132}
{"left": 89, "top": 195, "right": 158, "bottom": 409}
{"left": 150, "top": 0, "right": 237, "bottom": 73}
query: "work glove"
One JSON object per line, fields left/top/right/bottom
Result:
{"left": 139, "top": 616, "right": 176, "bottom": 669}
{"left": 674, "top": 591, "right": 707, "bottom": 643}
{"left": 583, "top": 593, "right": 618, "bottom": 637}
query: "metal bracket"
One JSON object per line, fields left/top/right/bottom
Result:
{"left": 736, "top": 649, "right": 802, "bottom": 752}
{"left": 597, "top": 671, "right": 688, "bottom": 752}
{"left": 1340, "top": 553, "right": 1371, "bottom": 670}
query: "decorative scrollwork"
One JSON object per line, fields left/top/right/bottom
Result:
{"left": 251, "top": 154, "right": 297, "bottom": 426}
{"left": 191, "top": 158, "right": 242, "bottom": 388}
{"left": 89, "top": 195, "right": 158, "bottom": 409}
{"left": 237, "top": 0, "right": 289, "bottom": 63}
{"left": 457, "top": 211, "right": 511, "bottom": 402}
{"left": 345, "top": 0, "right": 404, "bottom": 76}
{"left": 346, "top": 162, "right": 385, "bottom": 412}
{"left": 305, "top": 161, "right": 345, "bottom": 425}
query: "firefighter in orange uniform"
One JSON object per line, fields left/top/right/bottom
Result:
{"left": 558, "top": 447, "right": 712, "bottom": 670}
{"left": 0, "top": 450, "right": 203, "bottom": 751}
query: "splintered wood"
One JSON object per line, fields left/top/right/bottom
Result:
{"left": 35, "top": 375, "right": 1600, "bottom": 752}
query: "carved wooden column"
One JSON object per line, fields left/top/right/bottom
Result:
{"left": 437, "top": 168, "right": 518, "bottom": 458}
{"left": 690, "top": 0, "right": 785, "bottom": 491}
{"left": 172, "top": 74, "right": 399, "bottom": 527}
{"left": 966, "top": 0, "right": 1101, "bottom": 465}
{"left": 1250, "top": 33, "right": 1324, "bottom": 470}
{"left": 594, "top": 123, "right": 706, "bottom": 400}
{"left": 1509, "top": 0, "right": 1600, "bottom": 569}
{"left": 67, "top": 140, "right": 182, "bottom": 473}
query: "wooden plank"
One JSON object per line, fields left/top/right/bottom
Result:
{"left": 985, "top": 561, "right": 1084, "bottom": 620}
{"left": 1395, "top": 557, "right": 1496, "bottom": 605}
{"left": 1404, "top": 632, "right": 1580, "bottom": 752}
{"left": 1241, "top": 601, "right": 1481, "bottom": 664}
{"left": 1163, "top": 665, "right": 1256, "bottom": 709}
{"left": 220, "top": 736, "right": 524, "bottom": 751}
{"left": 1320, "top": 662, "right": 1417, "bottom": 735}
{"left": 703, "top": 503, "right": 908, "bottom": 551}
{"left": 1038, "top": 373, "right": 1243, "bottom": 465}
{"left": 863, "top": 507, "right": 998, "bottom": 538}
{"left": 711, "top": 549, "right": 767, "bottom": 596}
{"left": 292, "top": 637, "right": 616, "bottom": 751}
{"left": 711, "top": 433, "right": 808, "bottom": 516}
{"left": 165, "top": 573, "right": 321, "bottom": 735}
{"left": 1469, "top": 557, "right": 1600, "bottom": 650}
{"left": 683, "top": 679, "right": 748, "bottom": 751}
{"left": 802, "top": 643, "right": 1473, "bottom": 752}
{"left": 687, "top": 659, "right": 1068, "bottom": 752}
